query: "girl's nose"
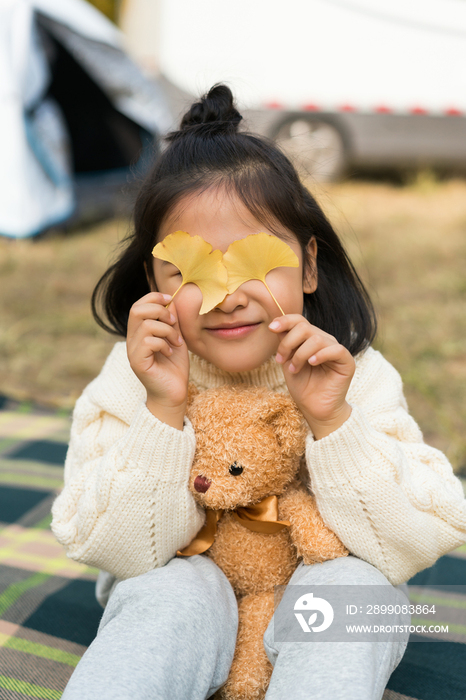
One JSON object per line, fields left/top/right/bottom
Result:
{"left": 214, "top": 288, "right": 248, "bottom": 312}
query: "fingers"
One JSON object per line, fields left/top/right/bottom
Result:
{"left": 270, "top": 318, "right": 335, "bottom": 357}
{"left": 127, "top": 292, "right": 184, "bottom": 359}
{"left": 128, "top": 292, "right": 174, "bottom": 328}
{"left": 268, "top": 314, "right": 350, "bottom": 374}
{"left": 140, "top": 318, "right": 183, "bottom": 348}
{"left": 268, "top": 314, "right": 331, "bottom": 333}
{"left": 165, "top": 298, "right": 183, "bottom": 336}
{"left": 129, "top": 294, "right": 180, "bottom": 337}
{"left": 290, "top": 340, "right": 350, "bottom": 374}
{"left": 141, "top": 333, "right": 176, "bottom": 359}
{"left": 133, "top": 291, "right": 173, "bottom": 307}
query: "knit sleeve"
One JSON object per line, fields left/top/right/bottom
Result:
{"left": 51, "top": 391, "right": 205, "bottom": 580}
{"left": 305, "top": 348, "right": 466, "bottom": 586}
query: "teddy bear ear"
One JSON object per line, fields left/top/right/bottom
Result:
{"left": 187, "top": 382, "right": 200, "bottom": 409}
{"left": 253, "top": 393, "right": 307, "bottom": 457}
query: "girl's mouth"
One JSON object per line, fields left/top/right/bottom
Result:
{"left": 206, "top": 323, "right": 261, "bottom": 338}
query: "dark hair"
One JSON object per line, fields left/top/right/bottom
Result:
{"left": 92, "top": 84, "right": 377, "bottom": 356}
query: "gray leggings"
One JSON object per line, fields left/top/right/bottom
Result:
{"left": 62, "top": 554, "right": 409, "bottom": 700}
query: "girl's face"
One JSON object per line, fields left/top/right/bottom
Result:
{"left": 148, "top": 187, "right": 317, "bottom": 372}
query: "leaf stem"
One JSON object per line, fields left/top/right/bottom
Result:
{"left": 164, "top": 282, "right": 183, "bottom": 308}
{"left": 263, "top": 281, "right": 285, "bottom": 315}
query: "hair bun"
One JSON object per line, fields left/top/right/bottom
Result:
{"left": 173, "top": 84, "right": 243, "bottom": 138}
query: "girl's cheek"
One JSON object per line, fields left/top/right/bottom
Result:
{"left": 175, "top": 284, "right": 203, "bottom": 318}
{"left": 166, "top": 275, "right": 183, "bottom": 295}
{"left": 264, "top": 269, "right": 296, "bottom": 305}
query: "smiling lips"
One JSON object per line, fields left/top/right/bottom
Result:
{"left": 206, "top": 322, "right": 260, "bottom": 338}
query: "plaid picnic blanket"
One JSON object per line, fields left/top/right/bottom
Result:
{"left": 0, "top": 393, "right": 465, "bottom": 700}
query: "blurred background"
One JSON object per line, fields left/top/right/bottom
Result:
{"left": 1, "top": 0, "right": 465, "bottom": 475}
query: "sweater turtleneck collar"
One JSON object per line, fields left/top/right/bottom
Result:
{"left": 188, "top": 351, "right": 288, "bottom": 393}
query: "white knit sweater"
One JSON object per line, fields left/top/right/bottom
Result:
{"left": 51, "top": 341, "right": 466, "bottom": 590}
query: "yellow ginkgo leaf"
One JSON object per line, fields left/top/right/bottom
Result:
{"left": 223, "top": 233, "right": 299, "bottom": 315}
{"left": 152, "top": 231, "right": 228, "bottom": 314}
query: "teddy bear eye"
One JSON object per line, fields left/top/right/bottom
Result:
{"left": 229, "top": 461, "right": 243, "bottom": 476}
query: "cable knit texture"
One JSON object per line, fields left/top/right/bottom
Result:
{"left": 51, "top": 341, "right": 466, "bottom": 585}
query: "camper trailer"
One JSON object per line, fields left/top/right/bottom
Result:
{"left": 141, "top": 0, "right": 466, "bottom": 180}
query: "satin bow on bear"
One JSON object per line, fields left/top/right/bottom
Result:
{"left": 176, "top": 494, "right": 291, "bottom": 556}
{"left": 152, "top": 230, "right": 299, "bottom": 315}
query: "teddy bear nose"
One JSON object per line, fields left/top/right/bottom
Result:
{"left": 194, "top": 475, "right": 212, "bottom": 493}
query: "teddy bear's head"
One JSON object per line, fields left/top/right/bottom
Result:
{"left": 186, "top": 384, "right": 307, "bottom": 511}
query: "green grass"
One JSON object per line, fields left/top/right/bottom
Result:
{"left": 1, "top": 179, "right": 465, "bottom": 473}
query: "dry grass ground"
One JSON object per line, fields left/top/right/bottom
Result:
{"left": 1, "top": 177, "right": 465, "bottom": 473}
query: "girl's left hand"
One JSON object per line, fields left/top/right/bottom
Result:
{"left": 268, "top": 315, "right": 356, "bottom": 439}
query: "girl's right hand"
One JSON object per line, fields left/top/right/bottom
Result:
{"left": 126, "top": 292, "right": 189, "bottom": 415}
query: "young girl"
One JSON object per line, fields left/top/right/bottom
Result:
{"left": 51, "top": 84, "right": 466, "bottom": 700}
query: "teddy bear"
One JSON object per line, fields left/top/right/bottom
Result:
{"left": 177, "top": 383, "right": 349, "bottom": 700}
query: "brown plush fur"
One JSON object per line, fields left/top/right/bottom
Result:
{"left": 185, "top": 384, "right": 348, "bottom": 700}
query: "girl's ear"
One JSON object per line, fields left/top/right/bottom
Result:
{"left": 303, "top": 237, "right": 318, "bottom": 294}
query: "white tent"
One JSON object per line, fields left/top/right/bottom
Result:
{"left": 0, "top": 0, "right": 172, "bottom": 239}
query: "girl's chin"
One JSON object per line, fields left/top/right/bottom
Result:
{"left": 206, "top": 349, "right": 275, "bottom": 373}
